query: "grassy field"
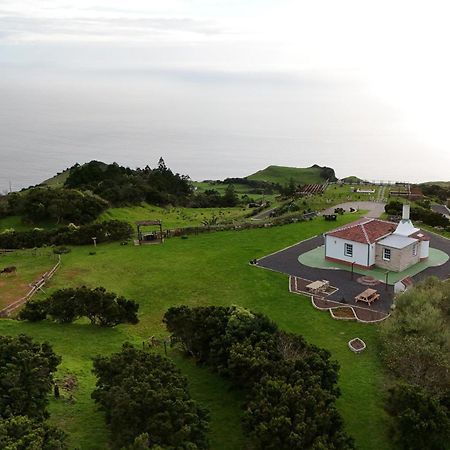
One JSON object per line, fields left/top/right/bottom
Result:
{"left": 0, "top": 250, "right": 58, "bottom": 308}
{"left": 247, "top": 165, "right": 328, "bottom": 185}
{"left": 99, "top": 204, "right": 250, "bottom": 229}
{"left": 0, "top": 215, "right": 392, "bottom": 450}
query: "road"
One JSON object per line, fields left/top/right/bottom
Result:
{"left": 322, "top": 201, "right": 386, "bottom": 218}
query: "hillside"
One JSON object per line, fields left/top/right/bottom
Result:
{"left": 247, "top": 164, "right": 336, "bottom": 185}
{"left": 341, "top": 175, "right": 365, "bottom": 184}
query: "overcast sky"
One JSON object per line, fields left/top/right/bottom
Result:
{"left": 1, "top": 0, "right": 449, "bottom": 184}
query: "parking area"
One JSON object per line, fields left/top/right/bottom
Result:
{"left": 255, "top": 232, "right": 450, "bottom": 314}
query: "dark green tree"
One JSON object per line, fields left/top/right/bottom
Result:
{"left": 0, "top": 335, "right": 61, "bottom": 419}
{"left": 385, "top": 383, "right": 450, "bottom": 450}
{"left": 92, "top": 344, "right": 209, "bottom": 449}
{"left": 0, "top": 415, "right": 67, "bottom": 450}
{"left": 19, "top": 287, "right": 139, "bottom": 327}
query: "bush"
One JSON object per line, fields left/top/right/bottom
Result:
{"left": 0, "top": 220, "right": 132, "bottom": 249}
{"left": 0, "top": 335, "right": 61, "bottom": 420}
{"left": 92, "top": 343, "right": 209, "bottom": 449}
{"left": 164, "top": 305, "right": 353, "bottom": 449}
{"left": 0, "top": 415, "right": 67, "bottom": 450}
{"left": 19, "top": 287, "right": 139, "bottom": 327}
{"left": 9, "top": 187, "right": 108, "bottom": 224}
{"left": 385, "top": 383, "right": 450, "bottom": 450}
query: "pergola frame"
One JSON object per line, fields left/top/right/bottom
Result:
{"left": 136, "top": 220, "right": 164, "bottom": 245}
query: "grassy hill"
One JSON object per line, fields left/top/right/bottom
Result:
{"left": 0, "top": 214, "right": 392, "bottom": 450}
{"left": 247, "top": 165, "right": 335, "bottom": 185}
{"left": 341, "top": 175, "right": 365, "bottom": 184}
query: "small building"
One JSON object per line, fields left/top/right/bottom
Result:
{"left": 324, "top": 205, "right": 429, "bottom": 272}
{"left": 394, "top": 276, "right": 414, "bottom": 294}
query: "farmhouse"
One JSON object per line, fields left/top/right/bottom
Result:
{"left": 324, "top": 205, "right": 429, "bottom": 272}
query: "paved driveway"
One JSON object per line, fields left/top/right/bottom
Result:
{"left": 255, "top": 232, "right": 450, "bottom": 314}
{"left": 322, "top": 201, "right": 386, "bottom": 218}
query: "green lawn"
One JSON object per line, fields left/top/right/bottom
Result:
{"left": 99, "top": 204, "right": 250, "bottom": 229}
{"left": 0, "top": 214, "right": 392, "bottom": 450}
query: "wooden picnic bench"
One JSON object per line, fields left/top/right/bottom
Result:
{"left": 355, "top": 288, "right": 380, "bottom": 305}
{"left": 306, "top": 280, "right": 330, "bottom": 294}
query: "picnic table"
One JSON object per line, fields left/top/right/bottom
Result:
{"left": 355, "top": 288, "right": 380, "bottom": 305}
{"left": 306, "top": 280, "right": 330, "bottom": 294}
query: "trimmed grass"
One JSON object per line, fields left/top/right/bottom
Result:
{"left": 0, "top": 214, "right": 392, "bottom": 450}
{"left": 99, "top": 204, "right": 250, "bottom": 229}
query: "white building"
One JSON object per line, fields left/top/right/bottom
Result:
{"left": 324, "top": 205, "right": 429, "bottom": 272}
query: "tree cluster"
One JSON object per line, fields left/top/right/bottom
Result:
{"left": 0, "top": 335, "right": 66, "bottom": 449}
{"left": 91, "top": 343, "right": 209, "bottom": 449}
{"left": 385, "top": 200, "right": 449, "bottom": 228}
{"left": 379, "top": 278, "right": 450, "bottom": 449}
{"left": 421, "top": 184, "right": 450, "bottom": 203}
{"left": 6, "top": 187, "right": 108, "bottom": 224}
{"left": 164, "top": 305, "right": 354, "bottom": 449}
{"left": 0, "top": 219, "right": 132, "bottom": 249}
{"left": 65, "top": 159, "right": 193, "bottom": 207}
{"left": 20, "top": 286, "right": 139, "bottom": 327}
{"left": 189, "top": 185, "right": 239, "bottom": 208}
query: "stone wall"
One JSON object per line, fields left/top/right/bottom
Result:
{"left": 375, "top": 242, "right": 420, "bottom": 272}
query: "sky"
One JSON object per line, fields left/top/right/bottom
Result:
{"left": 0, "top": 0, "right": 449, "bottom": 186}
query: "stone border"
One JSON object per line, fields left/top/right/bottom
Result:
{"left": 348, "top": 338, "right": 366, "bottom": 353}
{"left": 329, "top": 307, "right": 357, "bottom": 321}
{"left": 289, "top": 276, "right": 390, "bottom": 324}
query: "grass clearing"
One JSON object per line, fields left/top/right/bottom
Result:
{"left": 0, "top": 214, "right": 392, "bottom": 450}
{"left": 0, "top": 250, "right": 58, "bottom": 308}
{"left": 99, "top": 204, "right": 250, "bottom": 229}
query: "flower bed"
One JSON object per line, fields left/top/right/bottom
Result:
{"left": 348, "top": 337, "right": 366, "bottom": 353}
{"left": 330, "top": 307, "right": 356, "bottom": 320}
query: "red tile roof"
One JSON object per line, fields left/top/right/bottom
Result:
{"left": 325, "top": 218, "right": 397, "bottom": 244}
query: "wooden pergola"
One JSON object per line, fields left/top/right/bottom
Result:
{"left": 136, "top": 220, "right": 164, "bottom": 245}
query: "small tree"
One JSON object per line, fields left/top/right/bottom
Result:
{"left": 0, "top": 415, "right": 67, "bottom": 450}
{"left": 0, "top": 335, "right": 61, "bottom": 419}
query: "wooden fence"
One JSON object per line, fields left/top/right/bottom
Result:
{"left": 0, "top": 255, "right": 61, "bottom": 318}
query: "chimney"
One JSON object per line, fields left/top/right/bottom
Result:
{"left": 402, "top": 204, "right": 410, "bottom": 220}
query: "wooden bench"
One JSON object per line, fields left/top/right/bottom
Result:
{"left": 355, "top": 288, "right": 380, "bottom": 305}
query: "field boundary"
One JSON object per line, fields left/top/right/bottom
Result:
{"left": 0, "top": 255, "right": 61, "bottom": 318}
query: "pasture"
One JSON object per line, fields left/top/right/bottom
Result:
{"left": 0, "top": 251, "right": 57, "bottom": 309}
{"left": 0, "top": 215, "right": 392, "bottom": 450}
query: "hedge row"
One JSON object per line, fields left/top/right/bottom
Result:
{"left": 0, "top": 220, "right": 132, "bottom": 249}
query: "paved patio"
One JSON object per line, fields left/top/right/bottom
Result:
{"left": 255, "top": 232, "right": 450, "bottom": 314}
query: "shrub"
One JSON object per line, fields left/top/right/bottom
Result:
{"left": 0, "top": 220, "right": 132, "bottom": 249}
{"left": 164, "top": 305, "right": 353, "bottom": 450}
{"left": 19, "top": 287, "right": 139, "bottom": 327}
{"left": 0, "top": 335, "right": 60, "bottom": 420}
{"left": 92, "top": 344, "right": 209, "bottom": 449}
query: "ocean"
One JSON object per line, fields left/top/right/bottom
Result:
{"left": 0, "top": 67, "right": 445, "bottom": 192}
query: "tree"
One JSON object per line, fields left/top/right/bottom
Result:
{"left": 0, "top": 415, "right": 67, "bottom": 450}
{"left": 244, "top": 376, "right": 354, "bottom": 450}
{"left": 92, "top": 344, "right": 209, "bottom": 449}
{"left": 19, "top": 287, "right": 139, "bottom": 327}
{"left": 385, "top": 383, "right": 450, "bottom": 450}
{"left": 0, "top": 335, "right": 61, "bottom": 419}
{"left": 164, "top": 305, "right": 353, "bottom": 449}
{"left": 222, "top": 184, "right": 239, "bottom": 207}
